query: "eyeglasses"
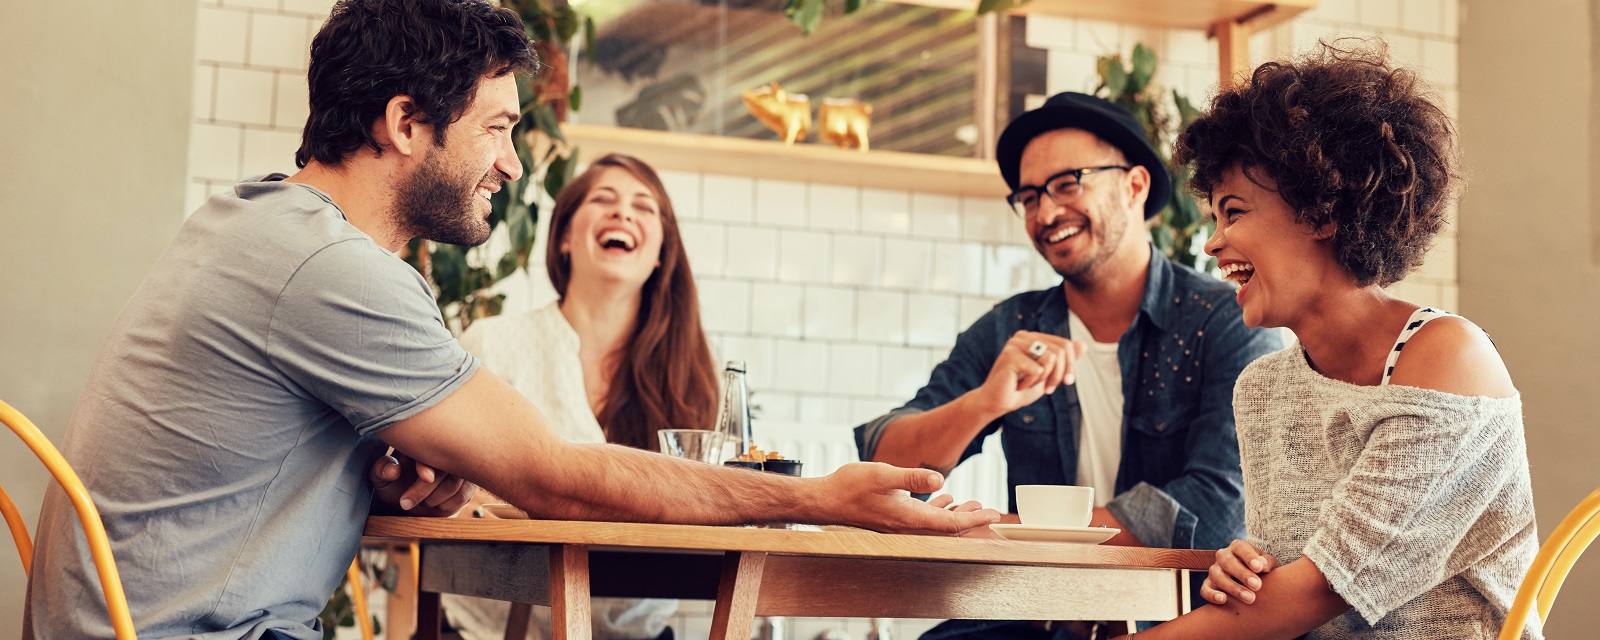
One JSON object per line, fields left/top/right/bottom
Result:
{"left": 1006, "top": 166, "right": 1131, "bottom": 218}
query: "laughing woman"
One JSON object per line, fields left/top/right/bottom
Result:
{"left": 1118, "top": 43, "right": 1541, "bottom": 640}
{"left": 442, "top": 153, "right": 719, "bottom": 640}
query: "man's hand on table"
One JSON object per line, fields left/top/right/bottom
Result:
{"left": 370, "top": 449, "right": 478, "bottom": 517}
{"left": 820, "top": 462, "right": 1001, "bottom": 536}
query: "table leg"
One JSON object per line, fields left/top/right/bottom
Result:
{"left": 1180, "top": 569, "right": 1193, "bottom": 614}
{"left": 549, "top": 544, "right": 591, "bottom": 640}
{"left": 416, "top": 590, "right": 442, "bottom": 640}
{"left": 710, "top": 551, "right": 767, "bottom": 640}
{"left": 503, "top": 603, "right": 533, "bottom": 640}
{"left": 387, "top": 544, "right": 418, "bottom": 640}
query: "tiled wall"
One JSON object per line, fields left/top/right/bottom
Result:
{"left": 661, "top": 176, "right": 1053, "bottom": 426}
{"left": 191, "top": 2, "right": 1460, "bottom": 637}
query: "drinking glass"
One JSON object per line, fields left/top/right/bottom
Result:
{"left": 657, "top": 429, "right": 727, "bottom": 464}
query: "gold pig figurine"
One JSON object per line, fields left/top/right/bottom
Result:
{"left": 742, "top": 82, "right": 811, "bottom": 145}
{"left": 817, "top": 98, "right": 872, "bottom": 152}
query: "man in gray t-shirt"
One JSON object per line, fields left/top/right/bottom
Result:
{"left": 24, "top": 2, "right": 998, "bottom": 638}
{"left": 27, "top": 176, "right": 478, "bottom": 639}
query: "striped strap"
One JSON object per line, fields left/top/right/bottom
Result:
{"left": 1381, "top": 307, "right": 1446, "bottom": 386}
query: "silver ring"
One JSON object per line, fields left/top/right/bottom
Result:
{"left": 1027, "top": 340, "right": 1049, "bottom": 360}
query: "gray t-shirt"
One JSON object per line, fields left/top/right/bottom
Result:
{"left": 24, "top": 176, "right": 479, "bottom": 639}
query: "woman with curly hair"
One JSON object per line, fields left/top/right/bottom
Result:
{"left": 1115, "top": 42, "right": 1541, "bottom": 639}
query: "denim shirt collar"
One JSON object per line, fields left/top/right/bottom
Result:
{"left": 1023, "top": 244, "right": 1180, "bottom": 335}
{"left": 1135, "top": 246, "right": 1181, "bottom": 333}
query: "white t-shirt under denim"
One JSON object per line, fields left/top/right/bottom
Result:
{"left": 1234, "top": 309, "right": 1541, "bottom": 639}
{"left": 1067, "top": 309, "right": 1123, "bottom": 507}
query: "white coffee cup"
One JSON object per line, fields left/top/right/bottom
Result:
{"left": 1015, "top": 485, "right": 1094, "bottom": 528}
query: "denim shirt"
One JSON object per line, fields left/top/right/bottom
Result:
{"left": 856, "top": 248, "right": 1282, "bottom": 551}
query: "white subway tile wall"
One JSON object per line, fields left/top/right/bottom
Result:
{"left": 196, "top": 7, "right": 248, "bottom": 65}
{"left": 700, "top": 174, "right": 755, "bottom": 223}
{"left": 881, "top": 237, "right": 933, "bottom": 290}
{"left": 777, "top": 229, "right": 833, "bottom": 284}
{"left": 750, "top": 282, "right": 805, "bottom": 338}
{"left": 808, "top": 183, "right": 862, "bottom": 232}
{"left": 859, "top": 187, "right": 913, "bottom": 235}
{"left": 725, "top": 225, "right": 780, "bottom": 280}
{"left": 803, "top": 285, "right": 858, "bottom": 341}
{"left": 754, "top": 179, "right": 808, "bottom": 228}
{"left": 193, "top": 2, "right": 1461, "bottom": 635}
{"left": 657, "top": 170, "right": 702, "bottom": 219}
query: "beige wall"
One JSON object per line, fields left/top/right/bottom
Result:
{"left": 1459, "top": 0, "right": 1600, "bottom": 635}
{"left": 0, "top": 0, "right": 196, "bottom": 635}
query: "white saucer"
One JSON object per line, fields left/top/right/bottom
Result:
{"left": 989, "top": 524, "right": 1119, "bottom": 544}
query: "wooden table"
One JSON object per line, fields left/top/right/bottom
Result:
{"left": 364, "top": 516, "right": 1212, "bottom": 640}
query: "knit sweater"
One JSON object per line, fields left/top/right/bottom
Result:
{"left": 1234, "top": 346, "right": 1541, "bottom": 639}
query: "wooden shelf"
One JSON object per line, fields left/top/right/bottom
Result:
{"left": 564, "top": 123, "right": 1010, "bottom": 198}
{"left": 900, "top": 0, "right": 1314, "bottom": 32}
{"left": 900, "top": 0, "right": 1317, "bottom": 89}
{"left": 562, "top": 0, "right": 1321, "bottom": 187}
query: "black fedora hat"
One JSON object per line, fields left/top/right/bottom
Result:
{"left": 996, "top": 92, "right": 1171, "bottom": 220}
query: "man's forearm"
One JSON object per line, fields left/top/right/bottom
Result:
{"left": 381, "top": 370, "right": 998, "bottom": 536}
{"left": 871, "top": 392, "right": 1001, "bottom": 474}
{"left": 382, "top": 371, "right": 815, "bottom": 527}
{"left": 501, "top": 440, "right": 817, "bottom": 525}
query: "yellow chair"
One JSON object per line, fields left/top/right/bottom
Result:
{"left": 348, "top": 556, "right": 375, "bottom": 640}
{"left": 1499, "top": 486, "right": 1600, "bottom": 640}
{"left": 0, "top": 399, "right": 136, "bottom": 639}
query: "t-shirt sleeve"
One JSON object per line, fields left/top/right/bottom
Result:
{"left": 1300, "top": 395, "right": 1528, "bottom": 625}
{"left": 266, "top": 240, "right": 479, "bottom": 436}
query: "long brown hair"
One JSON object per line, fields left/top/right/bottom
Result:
{"left": 545, "top": 153, "right": 719, "bottom": 451}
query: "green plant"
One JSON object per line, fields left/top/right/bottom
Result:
{"left": 1093, "top": 43, "right": 1214, "bottom": 273}
{"left": 404, "top": 0, "right": 592, "bottom": 332}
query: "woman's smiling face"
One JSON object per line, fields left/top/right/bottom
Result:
{"left": 1203, "top": 164, "right": 1341, "bottom": 328}
{"left": 560, "top": 167, "right": 665, "bottom": 289}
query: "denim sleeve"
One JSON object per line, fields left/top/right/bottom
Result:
{"left": 855, "top": 306, "right": 1004, "bottom": 463}
{"left": 1106, "top": 305, "right": 1282, "bottom": 550}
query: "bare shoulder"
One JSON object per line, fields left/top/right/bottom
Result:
{"left": 1386, "top": 315, "right": 1516, "bottom": 398}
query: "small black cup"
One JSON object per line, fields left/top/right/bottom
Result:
{"left": 762, "top": 459, "right": 803, "bottom": 476}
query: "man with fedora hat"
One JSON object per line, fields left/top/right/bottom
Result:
{"left": 855, "top": 92, "right": 1281, "bottom": 638}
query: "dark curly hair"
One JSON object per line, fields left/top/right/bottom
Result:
{"left": 1173, "top": 40, "right": 1460, "bottom": 287}
{"left": 294, "top": 0, "right": 538, "bottom": 168}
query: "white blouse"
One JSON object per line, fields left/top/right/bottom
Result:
{"left": 459, "top": 301, "right": 607, "bottom": 445}
{"left": 443, "top": 301, "right": 675, "bottom": 640}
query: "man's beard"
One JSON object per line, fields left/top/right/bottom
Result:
{"left": 1049, "top": 214, "right": 1128, "bottom": 288}
{"left": 394, "top": 150, "right": 493, "bottom": 247}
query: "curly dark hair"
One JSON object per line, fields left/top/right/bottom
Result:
{"left": 1173, "top": 40, "right": 1460, "bottom": 287}
{"left": 293, "top": 0, "right": 539, "bottom": 168}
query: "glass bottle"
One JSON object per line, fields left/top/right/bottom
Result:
{"left": 714, "top": 360, "right": 752, "bottom": 460}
